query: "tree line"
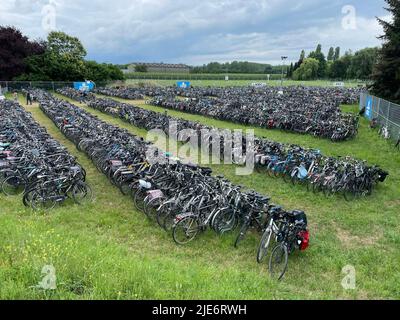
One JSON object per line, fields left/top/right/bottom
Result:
{"left": 0, "top": 27, "right": 124, "bottom": 82}
{"left": 287, "top": 45, "right": 380, "bottom": 81}
{"left": 191, "top": 61, "right": 282, "bottom": 74}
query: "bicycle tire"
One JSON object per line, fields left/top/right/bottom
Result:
{"left": 133, "top": 188, "right": 147, "bottom": 212}
{"left": 269, "top": 243, "right": 288, "bottom": 281}
{"left": 72, "top": 181, "right": 93, "bottom": 205}
{"left": 234, "top": 221, "right": 250, "bottom": 248}
{"left": 31, "top": 190, "right": 57, "bottom": 211}
{"left": 257, "top": 228, "right": 273, "bottom": 263}
{"left": 211, "top": 208, "right": 238, "bottom": 235}
{"left": 144, "top": 196, "right": 164, "bottom": 220}
{"left": 1, "top": 175, "right": 26, "bottom": 196}
{"left": 172, "top": 216, "right": 199, "bottom": 245}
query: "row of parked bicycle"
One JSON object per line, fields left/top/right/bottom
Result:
{"left": 32, "top": 88, "right": 309, "bottom": 280}
{"left": 94, "top": 85, "right": 361, "bottom": 105}
{"left": 0, "top": 99, "right": 92, "bottom": 210}
{"left": 93, "top": 86, "right": 361, "bottom": 141}
{"left": 58, "top": 87, "right": 388, "bottom": 200}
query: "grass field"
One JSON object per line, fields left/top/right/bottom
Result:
{"left": 0, "top": 92, "right": 399, "bottom": 299}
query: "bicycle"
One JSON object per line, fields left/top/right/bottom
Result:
{"left": 268, "top": 210, "right": 309, "bottom": 280}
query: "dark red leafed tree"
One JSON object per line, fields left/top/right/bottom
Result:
{"left": 0, "top": 26, "right": 45, "bottom": 80}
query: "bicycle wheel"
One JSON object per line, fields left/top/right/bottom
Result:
{"left": 163, "top": 208, "right": 179, "bottom": 231}
{"left": 1, "top": 175, "right": 26, "bottom": 196}
{"left": 323, "top": 183, "right": 335, "bottom": 198}
{"left": 211, "top": 208, "right": 238, "bottom": 235}
{"left": 234, "top": 221, "right": 250, "bottom": 248}
{"left": 23, "top": 187, "right": 38, "bottom": 207}
{"left": 343, "top": 188, "right": 356, "bottom": 202}
{"left": 257, "top": 228, "right": 273, "bottom": 263}
{"left": 273, "top": 167, "right": 282, "bottom": 178}
{"left": 172, "top": 216, "right": 199, "bottom": 245}
{"left": 144, "top": 196, "right": 164, "bottom": 220}
{"left": 119, "top": 182, "right": 131, "bottom": 196}
{"left": 269, "top": 243, "right": 288, "bottom": 281}
{"left": 312, "top": 180, "right": 322, "bottom": 193}
{"left": 31, "top": 190, "right": 57, "bottom": 211}
{"left": 133, "top": 188, "right": 147, "bottom": 212}
{"left": 266, "top": 163, "right": 275, "bottom": 178}
{"left": 157, "top": 201, "right": 176, "bottom": 230}
{"left": 290, "top": 173, "right": 298, "bottom": 185}
{"left": 72, "top": 181, "right": 93, "bottom": 205}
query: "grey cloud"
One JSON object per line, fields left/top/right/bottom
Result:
{"left": 0, "top": 0, "right": 388, "bottom": 64}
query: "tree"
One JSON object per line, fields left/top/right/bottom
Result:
{"left": 327, "top": 47, "right": 335, "bottom": 61}
{"left": 292, "top": 58, "right": 320, "bottom": 80}
{"left": 84, "top": 61, "right": 125, "bottom": 81}
{"left": 21, "top": 50, "right": 86, "bottom": 81}
{"left": 347, "top": 47, "right": 379, "bottom": 80}
{"left": 0, "top": 26, "right": 45, "bottom": 80}
{"left": 264, "top": 65, "right": 273, "bottom": 74}
{"left": 308, "top": 44, "right": 327, "bottom": 78}
{"left": 190, "top": 61, "right": 275, "bottom": 74}
{"left": 371, "top": 0, "right": 400, "bottom": 102}
{"left": 300, "top": 50, "right": 305, "bottom": 61}
{"left": 47, "top": 31, "right": 87, "bottom": 59}
{"left": 329, "top": 53, "right": 353, "bottom": 79}
{"left": 287, "top": 62, "right": 294, "bottom": 78}
{"left": 19, "top": 30, "right": 123, "bottom": 81}
{"left": 135, "top": 65, "right": 148, "bottom": 72}
{"left": 293, "top": 50, "right": 306, "bottom": 73}
{"left": 334, "top": 47, "right": 341, "bottom": 61}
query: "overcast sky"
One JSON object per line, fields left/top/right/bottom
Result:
{"left": 0, "top": 0, "right": 390, "bottom": 65}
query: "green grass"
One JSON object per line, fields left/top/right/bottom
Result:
{"left": 1, "top": 92, "right": 399, "bottom": 300}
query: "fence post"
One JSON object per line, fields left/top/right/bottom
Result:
{"left": 386, "top": 102, "right": 391, "bottom": 127}
{"left": 52, "top": 82, "right": 55, "bottom": 91}
{"left": 377, "top": 97, "right": 381, "bottom": 118}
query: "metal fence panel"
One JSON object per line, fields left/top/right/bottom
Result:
{"left": 0, "top": 81, "right": 110, "bottom": 93}
{"left": 360, "top": 92, "right": 400, "bottom": 141}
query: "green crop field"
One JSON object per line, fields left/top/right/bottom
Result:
{"left": 1, "top": 91, "right": 399, "bottom": 300}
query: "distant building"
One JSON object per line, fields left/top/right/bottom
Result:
{"left": 125, "top": 62, "right": 190, "bottom": 73}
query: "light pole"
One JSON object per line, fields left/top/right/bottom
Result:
{"left": 281, "top": 56, "right": 288, "bottom": 87}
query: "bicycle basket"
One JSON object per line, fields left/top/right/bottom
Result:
{"left": 146, "top": 189, "right": 164, "bottom": 200}
{"left": 110, "top": 160, "right": 123, "bottom": 167}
